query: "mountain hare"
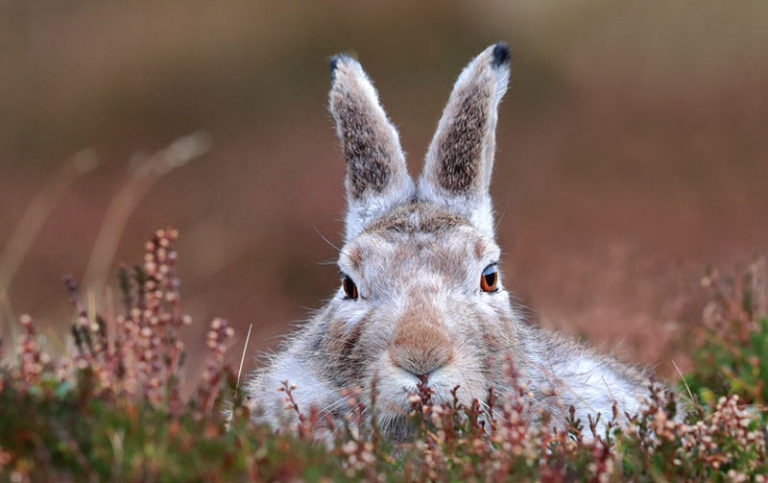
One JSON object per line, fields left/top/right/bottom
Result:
{"left": 246, "top": 43, "right": 652, "bottom": 437}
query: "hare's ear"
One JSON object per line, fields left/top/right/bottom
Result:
{"left": 418, "top": 43, "right": 510, "bottom": 238}
{"left": 329, "top": 54, "right": 414, "bottom": 241}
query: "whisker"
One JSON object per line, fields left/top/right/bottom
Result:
{"left": 313, "top": 225, "right": 341, "bottom": 253}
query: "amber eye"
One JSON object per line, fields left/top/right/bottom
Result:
{"left": 342, "top": 275, "right": 358, "bottom": 300}
{"left": 480, "top": 264, "right": 499, "bottom": 292}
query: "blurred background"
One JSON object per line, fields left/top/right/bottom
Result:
{"left": 1, "top": 0, "right": 766, "bottom": 379}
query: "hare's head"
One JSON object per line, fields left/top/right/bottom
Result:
{"left": 322, "top": 44, "right": 521, "bottom": 430}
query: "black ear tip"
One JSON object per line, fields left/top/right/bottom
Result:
{"left": 491, "top": 42, "right": 510, "bottom": 68}
{"left": 329, "top": 55, "right": 342, "bottom": 82}
{"left": 329, "top": 54, "right": 354, "bottom": 82}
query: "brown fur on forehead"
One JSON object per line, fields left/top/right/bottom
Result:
{"left": 363, "top": 201, "right": 469, "bottom": 235}
{"left": 341, "top": 201, "right": 491, "bottom": 284}
{"left": 435, "top": 82, "right": 491, "bottom": 193}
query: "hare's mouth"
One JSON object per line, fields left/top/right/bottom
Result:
{"left": 373, "top": 352, "right": 484, "bottom": 406}
{"left": 376, "top": 370, "right": 474, "bottom": 410}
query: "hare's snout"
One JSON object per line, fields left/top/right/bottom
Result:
{"left": 389, "top": 316, "right": 454, "bottom": 380}
{"left": 373, "top": 297, "right": 482, "bottom": 413}
{"left": 373, "top": 303, "right": 487, "bottom": 419}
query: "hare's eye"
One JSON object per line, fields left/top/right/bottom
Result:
{"left": 342, "top": 275, "right": 358, "bottom": 300}
{"left": 480, "top": 264, "right": 498, "bottom": 293}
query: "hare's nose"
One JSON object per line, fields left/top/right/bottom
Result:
{"left": 390, "top": 319, "right": 453, "bottom": 378}
{"left": 390, "top": 348, "right": 451, "bottom": 380}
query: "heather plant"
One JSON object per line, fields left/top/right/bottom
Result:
{"left": 686, "top": 257, "right": 768, "bottom": 410}
{"left": 0, "top": 231, "right": 766, "bottom": 481}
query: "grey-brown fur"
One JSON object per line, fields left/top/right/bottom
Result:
{"left": 246, "top": 43, "right": 670, "bottom": 440}
{"left": 434, "top": 83, "right": 489, "bottom": 193}
{"left": 364, "top": 202, "right": 468, "bottom": 235}
{"left": 331, "top": 91, "right": 392, "bottom": 198}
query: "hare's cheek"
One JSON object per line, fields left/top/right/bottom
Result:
{"left": 333, "top": 304, "right": 372, "bottom": 330}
